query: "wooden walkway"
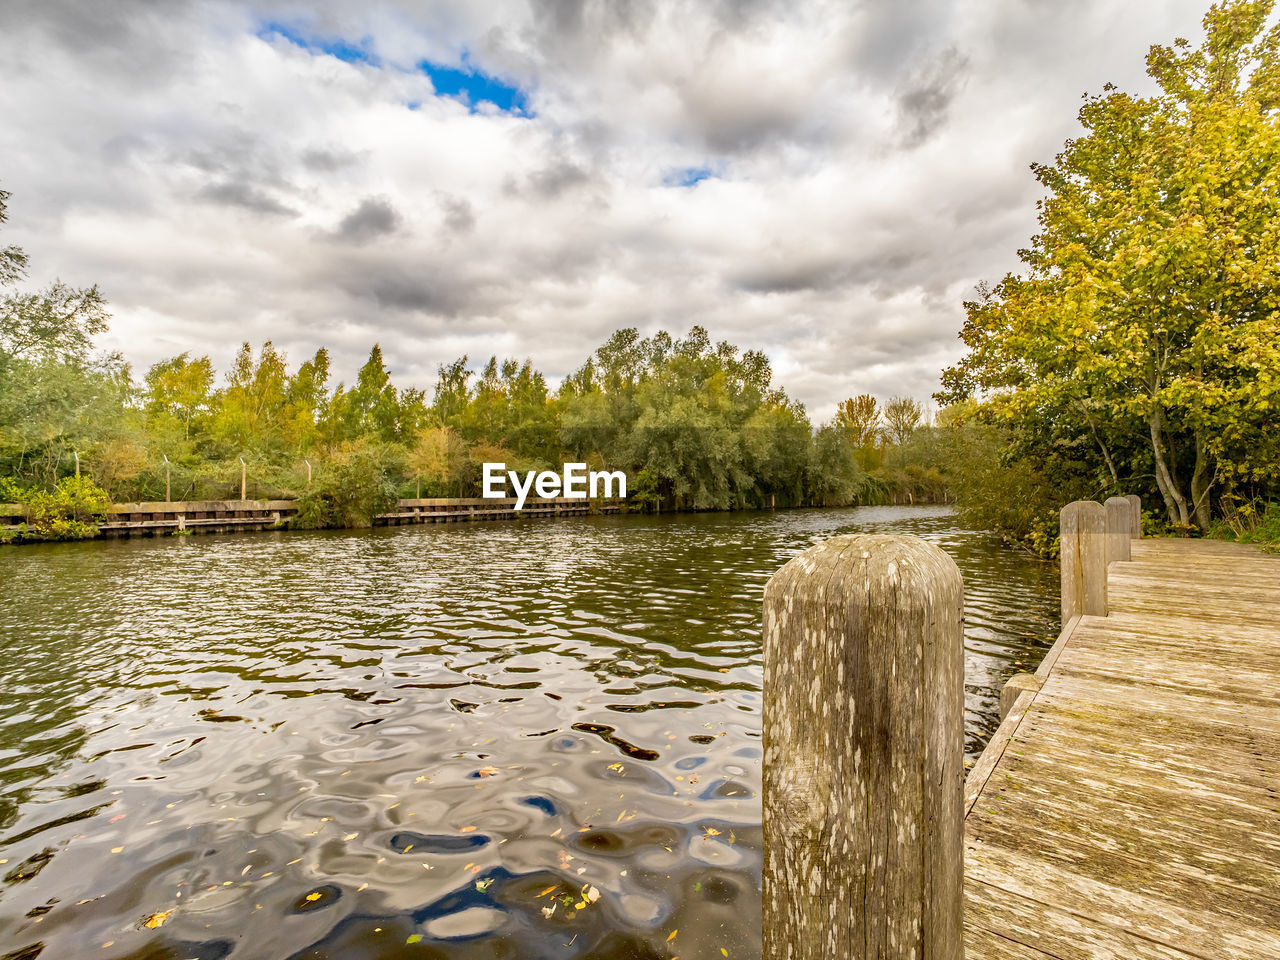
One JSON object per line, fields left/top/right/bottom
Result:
{"left": 963, "top": 538, "right": 1280, "bottom": 959}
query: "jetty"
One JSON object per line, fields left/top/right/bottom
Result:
{"left": 760, "top": 496, "right": 1280, "bottom": 959}
{"left": 964, "top": 513, "right": 1280, "bottom": 958}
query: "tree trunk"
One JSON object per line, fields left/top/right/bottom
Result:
{"left": 1190, "top": 427, "right": 1213, "bottom": 530}
{"left": 1148, "top": 408, "right": 1189, "bottom": 526}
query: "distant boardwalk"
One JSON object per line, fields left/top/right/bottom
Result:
{"left": 964, "top": 537, "right": 1280, "bottom": 958}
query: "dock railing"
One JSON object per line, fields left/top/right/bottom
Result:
{"left": 761, "top": 496, "right": 1141, "bottom": 958}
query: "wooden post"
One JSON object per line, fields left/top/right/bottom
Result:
{"left": 1060, "top": 500, "right": 1107, "bottom": 621}
{"left": 1000, "top": 672, "right": 1044, "bottom": 719}
{"left": 305, "top": 459, "right": 312, "bottom": 488}
{"left": 1104, "top": 496, "right": 1132, "bottom": 567}
{"left": 239, "top": 458, "right": 247, "bottom": 501}
{"left": 164, "top": 455, "right": 171, "bottom": 502}
{"left": 763, "top": 534, "right": 964, "bottom": 960}
{"left": 1125, "top": 494, "right": 1142, "bottom": 538}
{"left": 73, "top": 451, "right": 80, "bottom": 478}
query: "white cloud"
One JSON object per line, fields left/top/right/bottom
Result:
{"left": 0, "top": 0, "right": 1213, "bottom": 420}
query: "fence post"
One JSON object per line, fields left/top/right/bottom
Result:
{"left": 763, "top": 534, "right": 964, "bottom": 960}
{"left": 1060, "top": 500, "right": 1107, "bottom": 621}
{"left": 239, "top": 458, "right": 247, "bottom": 501}
{"left": 1125, "top": 494, "right": 1142, "bottom": 538}
{"left": 164, "top": 455, "right": 171, "bottom": 503}
{"left": 1104, "top": 496, "right": 1132, "bottom": 567}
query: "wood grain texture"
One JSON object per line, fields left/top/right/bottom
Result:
{"left": 1126, "top": 494, "right": 1142, "bottom": 537}
{"left": 1103, "top": 496, "right": 1132, "bottom": 567}
{"left": 1059, "top": 501, "right": 1107, "bottom": 621}
{"left": 763, "top": 534, "right": 965, "bottom": 960}
{"left": 964, "top": 537, "right": 1280, "bottom": 960}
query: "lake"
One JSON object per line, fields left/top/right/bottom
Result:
{"left": 0, "top": 506, "right": 1057, "bottom": 960}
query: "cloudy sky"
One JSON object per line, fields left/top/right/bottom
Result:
{"left": 1, "top": 0, "right": 1211, "bottom": 420}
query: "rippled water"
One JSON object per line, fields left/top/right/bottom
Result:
{"left": 0, "top": 506, "right": 1057, "bottom": 960}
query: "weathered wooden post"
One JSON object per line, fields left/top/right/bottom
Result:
{"left": 73, "top": 450, "right": 80, "bottom": 478}
{"left": 1060, "top": 500, "right": 1107, "bottom": 620}
{"left": 1125, "top": 494, "right": 1142, "bottom": 538}
{"left": 239, "top": 457, "right": 247, "bottom": 501}
{"left": 763, "top": 535, "right": 964, "bottom": 960}
{"left": 1104, "top": 496, "right": 1132, "bottom": 567}
{"left": 305, "top": 459, "right": 312, "bottom": 488}
{"left": 163, "top": 454, "right": 171, "bottom": 503}
{"left": 1000, "top": 672, "right": 1043, "bottom": 719}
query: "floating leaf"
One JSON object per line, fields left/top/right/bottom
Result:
{"left": 305, "top": 892, "right": 322, "bottom": 902}
{"left": 476, "top": 878, "right": 493, "bottom": 892}
{"left": 407, "top": 933, "right": 423, "bottom": 944}
{"left": 537, "top": 886, "right": 557, "bottom": 898}
{"left": 667, "top": 930, "right": 678, "bottom": 942}
{"left": 477, "top": 766, "right": 500, "bottom": 777}
{"left": 141, "top": 909, "right": 173, "bottom": 929}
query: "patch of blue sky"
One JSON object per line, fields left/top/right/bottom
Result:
{"left": 257, "top": 21, "right": 379, "bottom": 66}
{"left": 417, "top": 59, "right": 530, "bottom": 116}
{"left": 256, "top": 23, "right": 529, "bottom": 117}
{"left": 664, "top": 166, "right": 716, "bottom": 187}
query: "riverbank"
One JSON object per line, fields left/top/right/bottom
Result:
{"left": 0, "top": 495, "right": 628, "bottom": 540}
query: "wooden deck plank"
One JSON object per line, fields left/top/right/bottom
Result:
{"left": 963, "top": 538, "right": 1280, "bottom": 959}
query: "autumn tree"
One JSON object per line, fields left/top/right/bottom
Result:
{"left": 834, "top": 395, "right": 881, "bottom": 450}
{"left": 882, "top": 397, "right": 923, "bottom": 447}
{"left": 941, "top": 0, "right": 1280, "bottom": 529}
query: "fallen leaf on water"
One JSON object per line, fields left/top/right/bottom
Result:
{"left": 721, "top": 949, "right": 728, "bottom": 957}
{"left": 477, "top": 766, "right": 500, "bottom": 777}
{"left": 407, "top": 933, "right": 423, "bottom": 944}
{"left": 142, "top": 909, "right": 173, "bottom": 929}
{"left": 666, "top": 930, "right": 678, "bottom": 942}
{"left": 537, "top": 886, "right": 557, "bottom": 898}
{"left": 541, "top": 903, "right": 556, "bottom": 918}
{"left": 475, "top": 878, "right": 493, "bottom": 892}
{"left": 460, "top": 826, "right": 477, "bottom": 833}
{"left": 703, "top": 827, "right": 722, "bottom": 837}
{"left": 583, "top": 885, "right": 600, "bottom": 903}
{"left": 305, "top": 892, "right": 322, "bottom": 902}
{"left": 110, "top": 847, "right": 123, "bottom": 854}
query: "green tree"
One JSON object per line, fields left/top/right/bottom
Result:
{"left": 144, "top": 353, "right": 215, "bottom": 441}
{"left": 882, "top": 397, "right": 923, "bottom": 447}
{"left": 941, "top": 0, "right": 1280, "bottom": 530}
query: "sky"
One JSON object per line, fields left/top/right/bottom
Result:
{"left": 0, "top": 0, "right": 1213, "bottom": 421}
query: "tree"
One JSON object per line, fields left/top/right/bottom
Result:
{"left": 144, "top": 354, "right": 214, "bottom": 441}
{"left": 0, "top": 186, "right": 131, "bottom": 487}
{"left": 882, "top": 397, "right": 923, "bottom": 447}
{"left": 940, "top": 0, "right": 1280, "bottom": 529}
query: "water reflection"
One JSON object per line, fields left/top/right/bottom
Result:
{"left": 0, "top": 506, "right": 1057, "bottom": 959}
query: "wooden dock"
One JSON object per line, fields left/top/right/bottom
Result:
{"left": 963, "top": 536, "right": 1280, "bottom": 958}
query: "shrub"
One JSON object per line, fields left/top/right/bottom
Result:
{"left": 290, "top": 442, "right": 400, "bottom": 529}
{"left": 22, "top": 476, "right": 112, "bottom": 541}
